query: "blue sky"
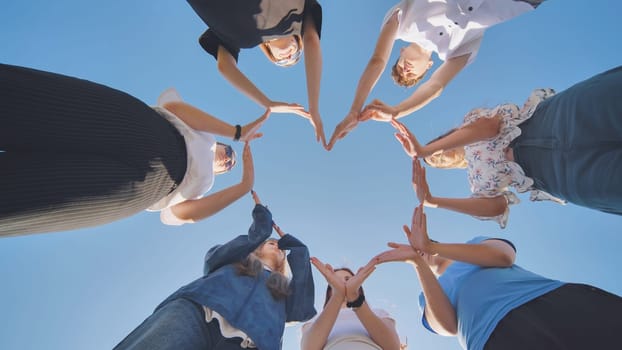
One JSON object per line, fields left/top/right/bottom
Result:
{"left": 1, "top": 1, "right": 621, "bottom": 349}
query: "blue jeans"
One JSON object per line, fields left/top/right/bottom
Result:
{"left": 512, "top": 66, "right": 622, "bottom": 215}
{"left": 114, "top": 298, "right": 245, "bottom": 350}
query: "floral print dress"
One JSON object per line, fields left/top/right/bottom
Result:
{"left": 463, "top": 88, "right": 565, "bottom": 228}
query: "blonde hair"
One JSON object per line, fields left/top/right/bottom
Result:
{"left": 235, "top": 240, "right": 290, "bottom": 300}
{"left": 259, "top": 35, "right": 303, "bottom": 67}
{"left": 390, "top": 58, "right": 431, "bottom": 88}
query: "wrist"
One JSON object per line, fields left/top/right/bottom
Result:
{"left": 233, "top": 124, "right": 242, "bottom": 141}
{"left": 424, "top": 196, "right": 438, "bottom": 208}
{"left": 346, "top": 292, "right": 365, "bottom": 309}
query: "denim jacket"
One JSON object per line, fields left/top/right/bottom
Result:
{"left": 157, "top": 204, "right": 316, "bottom": 350}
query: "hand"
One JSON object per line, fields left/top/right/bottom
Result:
{"left": 345, "top": 260, "right": 376, "bottom": 302}
{"left": 326, "top": 110, "right": 360, "bottom": 150}
{"left": 308, "top": 109, "right": 327, "bottom": 146}
{"left": 267, "top": 100, "right": 312, "bottom": 120}
{"left": 311, "top": 257, "right": 346, "bottom": 300}
{"left": 374, "top": 242, "right": 420, "bottom": 265}
{"left": 391, "top": 119, "right": 423, "bottom": 158}
{"left": 272, "top": 222, "right": 287, "bottom": 238}
{"left": 240, "top": 109, "right": 270, "bottom": 142}
{"left": 360, "top": 99, "right": 397, "bottom": 121}
{"left": 241, "top": 142, "right": 254, "bottom": 190}
{"left": 412, "top": 158, "right": 434, "bottom": 207}
{"left": 405, "top": 204, "right": 434, "bottom": 254}
{"left": 251, "top": 189, "right": 262, "bottom": 205}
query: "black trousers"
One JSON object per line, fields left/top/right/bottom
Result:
{"left": 0, "top": 64, "right": 187, "bottom": 237}
{"left": 484, "top": 283, "right": 622, "bottom": 350}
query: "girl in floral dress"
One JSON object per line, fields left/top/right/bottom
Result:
{"left": 391, "top": 66, "right": 622, "bottom": 227}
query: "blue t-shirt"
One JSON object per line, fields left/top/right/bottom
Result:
{"left": 418, "top": 236, "right": 564, "bottom": 350}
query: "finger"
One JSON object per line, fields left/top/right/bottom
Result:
{"left": 402, "top": 224, "right": 412, "bottom": 239}
{"left": 251, "top": 190, "right": 260, "bottom": 204}
{"left": 387, "top": 242, "right": 401, "bottom": 248}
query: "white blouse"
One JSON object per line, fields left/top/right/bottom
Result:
{"left": 304, "top": 308, "right": 393, "bottom": 350}
{"left": 146, "top": 88, "right": 216, "bottom": 225}
{"left": 463, "top": 88, "right": 565, "bottom": 228}
{"left": 383, "top": 0, "right": 535, "bottom": 64}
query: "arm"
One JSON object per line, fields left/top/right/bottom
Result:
{"left": 280, "top": 234, "right": 317, "bottom": 322}
{"left": 162, "top": 101, "right": 269, "bottom": 140}
{"left": 428, "top": 240, "right": 516, "bottom": 267}
{"left": 350, "top": 11, "right": 399, "bottom": 114}
{"left": 325, "top": 12, "right": 398, "bottom": 149}
{"left": 427, "top": 196, "right": 508, "bottom": 218}
{"left": 422, "top": 115, "right": 501, "bottom": 157}
{"left": 393, "top": 54, "right": 469, "bottom": 119}
{"left": 216, "top": 45, "right": 272, "bottom": 108}
{"left": 301, "top": 257, "right": 346, "bottom": 350}
{"left": 203, "top": 204, "right": 273, "bottom": 274}
{"left": 415, "top": 258, "right": 458, "bottom": 336}
{"left": 170, "top": 142, "right": 255, "bottom": 222}
{"left": 302, "top": 14, "right": 326, "bottom": 145}
{"left": 373, "top": 242, "right": 457, "bottom": 336}
{"left": 353, "top": 304, "right": 401, "bottom": 350}
{"left": 411, "top": 158, "right": 507, "bottom": 217}
{"left": 216, "top": 46, "right": 311, "bottom": 117}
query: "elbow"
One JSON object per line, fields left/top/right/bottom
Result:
{"left": 427, "top": 81, "right": 445, "bottom": 98}
{"left": 497, "top": 251, "right": 516, "bottom": 267}
{"left": 368, "top": 55, "right": 387, "bottom": 71}
{"left": 481, "top": 116, "right": 503, "bottom": 139}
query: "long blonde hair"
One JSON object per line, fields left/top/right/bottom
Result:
{"left": 235, "top": 239, "right": 290, "bottom": 300}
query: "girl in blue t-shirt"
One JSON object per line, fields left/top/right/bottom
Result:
{"left": 375, "top": 204, "right": 622, "bottom": 350}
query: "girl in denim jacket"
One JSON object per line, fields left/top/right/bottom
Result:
{"left": 115, "top": 191, "right": 316, "bottom": 350}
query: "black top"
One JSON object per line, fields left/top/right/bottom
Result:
{"left": 187, "top": 0, "right": 322, "bottom": 61}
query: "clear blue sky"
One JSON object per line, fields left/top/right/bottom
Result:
{"left": 1, "top": 1, "right": 620, "bottom": 349}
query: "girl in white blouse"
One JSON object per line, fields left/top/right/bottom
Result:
{"left": 301, "top": 259, "right": 402, "bottom": 350}
{"left": 0, "top": 64, "right": 268, "bottom": 236}
{"left": 328, "top": 0, "right": 544, "bottom": 150}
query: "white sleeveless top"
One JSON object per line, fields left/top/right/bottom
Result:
{"left": 146, "top": 88, "right": 216, "bottom": 225}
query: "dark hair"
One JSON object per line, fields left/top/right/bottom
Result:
{"left": 235, "top": 240, "right": 290, "bottom": 300}
{"left": 323, "top": 267, "right": 365, "bottom": 308}
{"left": 214, "top": 142, "right": 237, "bottom": 174}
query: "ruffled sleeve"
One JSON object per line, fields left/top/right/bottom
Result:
{"left": 470, "top": 190, "right": 520, "bottom": 229}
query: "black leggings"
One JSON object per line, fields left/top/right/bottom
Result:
{"left": 484, "top": 283, "right": 622, "bottom": 350}
{"left": 0, "top": 64, "right": 187, "bottom": 237}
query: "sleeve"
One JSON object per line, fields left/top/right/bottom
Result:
{"left": 199, "top": 29, "right": 241, "bottom": 62}
{"left": 279, "top": 234, "right": 317, "bottom": 322}
{"left": 160, "top": 207, "right": 185, "bottom": 226}
{"left": 469, "top": 235, "right": 517, "bottom": 252}
{"left": 202, "top": 204, "right": 273, "bottom": 275}
{"left": 470, "top": 190, "right": 520, "bottom": 229}
{"left": 418, "top": 293, "right": 437, "bottom": 334}
{"left": 447, "top": 35, "right": 483, "bottom": 65}
{"left": 302, "top": 0, "right": 323, "bottom": 38}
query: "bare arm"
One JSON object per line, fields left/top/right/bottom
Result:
{"left": 412, "top": 158, "right": 508, "bottom": 217}
{"left": 302, "top": 15, "right": 326, "bottom": 144}
{"left": 353, "top": 304, "right": 401, "bottom": 350}
{"left": 428, "top": 196, "right": 508, "bottom": 218}
{"left": 350, "top": 11, "right": 399, "bottom": 114}
{"left": 414, "top": 259, "right": 458, "bottom": 336}
{"left": 163, "top": 101, "right": 237, "bottom": 137}
{"left": 421, "top": 115, "right": 501, "bottom": 157}
{"left": 394, "top": 54, "right": 469, "bottom": 118}
{"left": 300, "top": 294, "right": 342, "bottom": 350}
{"left": 216, "top": 46, "right": 271, "bottom": 107}
{"left": 429, "top": 239, "right": 516, "bottom": 267}
{"left": 170, "top": 143, "right": 254, "bottom": 222}
{"left": 326, "top": 12, "right": 399, "bottom": 149}
{"left": 301, "top": 257, "right": 346, "bottom": 350}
